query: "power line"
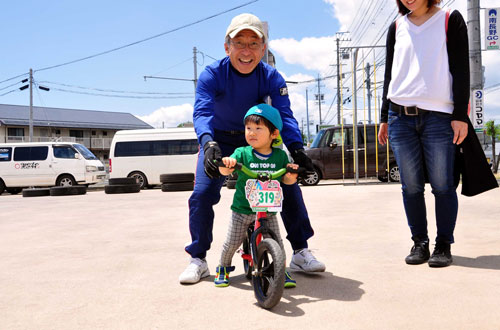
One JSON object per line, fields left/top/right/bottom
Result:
{"left": 38, "top": 80, "right": 192, "bottom": 95}
{"left": 34, "top": 0, "right": 260, "bottom": 73}
{"left": 48, "top": 87, "right": 194, "bottom": 99}
{"left": 0, "top": 73, "right": 29, "bottom": 85}
{"left": 0, "top": 80, "right": 23, "bottom": 92}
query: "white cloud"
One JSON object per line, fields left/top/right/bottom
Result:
{"left": 270, "top": 36, "right": 336, "bottom": 72}
{"left": 137, "top": 103, "right": 193, "bottom": 128}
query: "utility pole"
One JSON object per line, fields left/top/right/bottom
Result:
{"left": 353, "top": 49, "right": 360, "bottom": 184}
{"left": 315, "top": 74, "right": 324, "bottom": 131}
{"left": 365, "top": 63, "right": 372, "bottom": 124}
{"left": 306, "top": 89, "right": 311, "bottom": 143}
{"left": 29, "top": 68, "right": 33, "bottom": 142}
{"left": 336, "top": 32, "right": 349, "bottom": 125}
{"left": 468, "top": 0, "right": 483, "bottom": 93}
{"left": 193, "top": 47, "right": 198, "bottom": 93}
{"left": 467, "top": 0, "right": 485, "bottom": 137}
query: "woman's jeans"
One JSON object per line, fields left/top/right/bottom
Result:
{"left": 388, "top": 108, "right": 458, "bottom": 244}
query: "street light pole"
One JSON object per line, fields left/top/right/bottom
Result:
{"left": 29, "top": 68, "right": 33, "bottom": 142}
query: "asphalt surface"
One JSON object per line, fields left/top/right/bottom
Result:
{"left": 1, "top": 180, "right": 499, "bottom": 330}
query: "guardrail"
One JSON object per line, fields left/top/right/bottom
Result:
{"left": 5, "top": 136, "right": 113, "bottom": 149}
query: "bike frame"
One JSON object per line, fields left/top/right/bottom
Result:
{"left": 216, "top": 160, "right": 292, "bottom": 269}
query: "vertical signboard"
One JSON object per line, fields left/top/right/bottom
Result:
{"left": 471, "top": 90, "right": 484, "bottom": 131}
{"left": 485, "top": 8, "right": 499, "bottom": 50}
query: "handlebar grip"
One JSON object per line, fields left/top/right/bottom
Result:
{"left": 213, "top": 159, "right": 242, "bottom": 171}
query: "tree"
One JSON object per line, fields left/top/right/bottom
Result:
{"left": 485, "top": 120, "right": 500, "bottom": 173}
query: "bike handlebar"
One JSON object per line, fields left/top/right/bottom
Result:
{"left": 214, "top": 159, "right": 301, "bottom": 181}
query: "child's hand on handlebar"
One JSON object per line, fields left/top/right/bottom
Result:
{"left": 282, "top": 163, "right": 299, "bottom": 185}
{"left": 219, "top": 157, "right": 237, "bottom": 176}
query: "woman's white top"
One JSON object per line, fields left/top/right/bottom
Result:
{"left": 387, "top": 9, "right": 453, "bottom": 114}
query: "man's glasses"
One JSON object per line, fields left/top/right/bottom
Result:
{"left": 231, "top": 40, "right": 263, "bottom": 50}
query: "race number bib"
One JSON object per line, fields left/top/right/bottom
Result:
{"left": 245, "top": 179, "right": 283, "bottom": 212}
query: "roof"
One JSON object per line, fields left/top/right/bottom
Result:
{"left": 0, "top": 104, "right": 153, "bottom": 130}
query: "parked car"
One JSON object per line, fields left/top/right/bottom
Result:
{"left": 109, "top": 128, "right": 198, "bottom": 189}
{"left": 0, "top": 142, "right": 106, "bottom": 194}
{"left": 301, "top": 124, "right": 399, "bottom": 185}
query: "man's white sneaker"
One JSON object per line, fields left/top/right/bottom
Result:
{"left": 179, "top": 258, "right": 210, "bottom": 284}
{"left": 290, "top": 249, "right": 326, "bottom": 272}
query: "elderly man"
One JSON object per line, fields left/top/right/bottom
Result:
{"left": 180, "top": 13, "right": 326, "bottom": 284}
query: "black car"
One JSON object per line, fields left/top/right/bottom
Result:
{"left": 301, "top": 124, "right": 399, "bottom": 185}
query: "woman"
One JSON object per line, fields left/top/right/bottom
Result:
{"left": 378, "top": 0, "right": 469, "bottom": 267}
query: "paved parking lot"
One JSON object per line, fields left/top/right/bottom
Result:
{"left": 1, "top": 181, "right": 499, "bottom": 329}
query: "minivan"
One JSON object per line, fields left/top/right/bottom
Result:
{"left": 302, "top": 124, "right": 399, "bottom": 185}
{"left": 109, "top": 128, "right": 198, "bottom": 188}
{"left": 0, "top": 142, "right": 106, "bottom": 194}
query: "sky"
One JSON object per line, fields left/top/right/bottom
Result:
{"left": 1, "top": 0, "right": 500, "bottom": 134}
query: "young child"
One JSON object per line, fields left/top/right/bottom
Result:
{"left": 215, "top": 103, "right": 298, "bottom": 288}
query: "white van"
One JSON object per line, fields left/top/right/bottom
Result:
{"left": 0, "top": 142, "right": 106, "bottom": 194}
{"left": 109, "top": 128, "right": 199, "bottom": 188}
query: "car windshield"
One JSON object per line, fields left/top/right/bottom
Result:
{"left": 310, "top": 130, "right": 326, "bottom": 149}
{"left": 73, "top": 144, "right": 98, "bottom": 160}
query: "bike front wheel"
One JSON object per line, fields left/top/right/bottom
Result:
{"left": 252, "top": 238, "right": 285, "bottom": 309}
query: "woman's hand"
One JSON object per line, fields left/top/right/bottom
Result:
{"left": 378, "top": 123, "right": 388, "bottom": 145}
{"left": 451, "top": 120, "right": 468, "bottom": 145}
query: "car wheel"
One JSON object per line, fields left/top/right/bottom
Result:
{"left": 389, "top": 163, "right": 400, "bottom": 182}
{"left": 300, "top": 168, "right": 320, "bottom": 186}
{"left": 56, "top": 174, "right": 76, "bottom": 186}
{"left": 0, "top": 180, "right": 6, "bottom": 194}
{"left": 6, "top": 188, "right": 23, "bottom": 195}
{"left": 128, "top": 172, "right": 148, "bottom": 189}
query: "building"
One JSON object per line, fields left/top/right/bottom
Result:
{"left": 0, "top": 104, "right": 153, "bottom": 162}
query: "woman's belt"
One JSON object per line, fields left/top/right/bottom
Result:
{"left": 390, "top": 102, "right": 430, "bottom": 116}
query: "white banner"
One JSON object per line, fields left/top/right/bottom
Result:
{"left": 471, "top": 89, "right": 484, "bottom": 131}
{"left": 485, "top": 8, "right": 499, "bottom": 50}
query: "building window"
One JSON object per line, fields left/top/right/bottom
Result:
{"left": 69, "top": 130, "right": 84, "bottom": 138}
{"left": 55, "top": 129, "right": 61, "bottom": 135}
{"left": 103, "top": 131, "right": 108, "bottom": 136}
{"left": 8, "top": 127, "right": 24, "bottom": 137}
{"left": 92, "top": 131, "right": 96, "bottom": 136}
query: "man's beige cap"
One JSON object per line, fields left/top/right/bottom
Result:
{"left": 225, "top": 13, "right": 266, "bottom": 41}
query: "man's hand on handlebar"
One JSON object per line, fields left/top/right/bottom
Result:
{"left": 291, "top": 149, "right": 315, "bottom": 178}
{"left": 283, "top": 163, "right": 299, "bottom": 185}
{"left": 203, "top": 141, "right": 222, "bottom": 179}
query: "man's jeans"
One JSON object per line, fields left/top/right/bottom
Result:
{"left": 388, "top": 108, "right": 458, "bottom": 244}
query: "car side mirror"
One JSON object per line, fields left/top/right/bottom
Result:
{"left": 329, "top": 142, "right": 337, "bottom": 149}
{"left": 74, "top": 153, "right": 81, "bottom": 159}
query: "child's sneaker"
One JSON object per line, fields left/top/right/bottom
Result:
{"left": 214, "top": 265, "right": 235, "bottom": 287}
{"left": 284, "top": 270, "right": 296, "bottom": 288}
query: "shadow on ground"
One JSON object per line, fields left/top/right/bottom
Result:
{"left": 453, "top": 255, "right": 500, "bottom": 270}
{"left": 228, "top": 271, "right": 364, "bottom": 316}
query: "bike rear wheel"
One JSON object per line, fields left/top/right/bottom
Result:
{"left": 252, "top": 238, "right": 285, "bottom": 309}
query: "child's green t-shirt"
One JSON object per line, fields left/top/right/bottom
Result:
{"left": 230, "top": 146, "right": 290, "bottom": 215}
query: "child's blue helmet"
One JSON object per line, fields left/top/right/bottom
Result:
{"left": 244, "top": 103, "right": 283, "bottom": 131}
